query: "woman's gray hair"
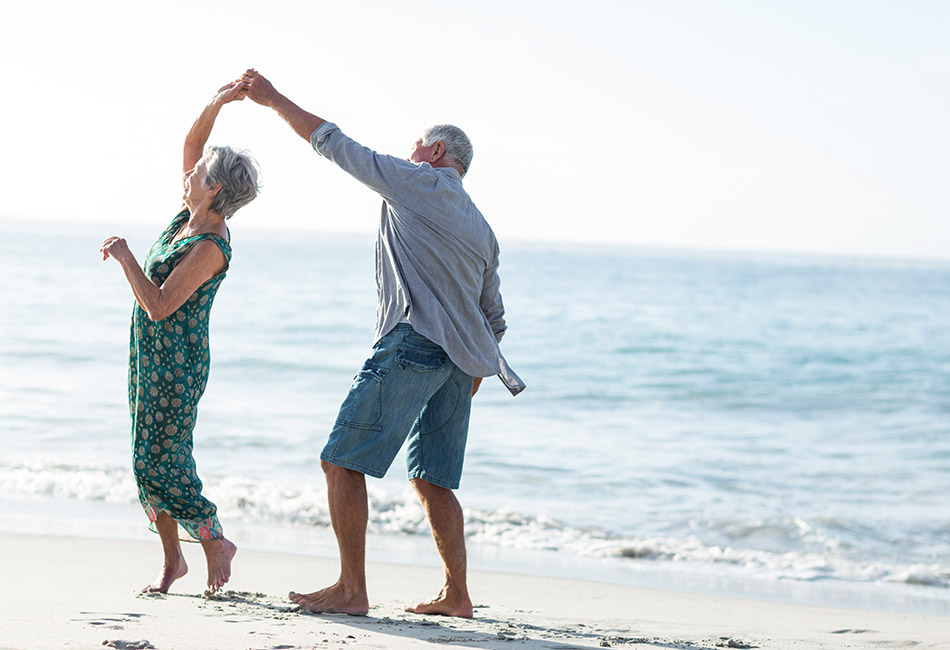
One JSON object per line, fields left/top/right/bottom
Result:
{"left": 421, "top": 124, "right": 474, "bottom": 177}
{"left": 203, "top": 145, "right": 261, "bottom": 219}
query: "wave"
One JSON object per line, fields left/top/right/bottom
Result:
{"left": 1, "top": 459, "right": 947, "bottom": 590}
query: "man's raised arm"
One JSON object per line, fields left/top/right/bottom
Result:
{"left": 242, "top": 69, "right": 326, "bottom": 141}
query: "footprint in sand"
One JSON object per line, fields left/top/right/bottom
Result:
{"left": 73, "top": 612, "right": 147, "bottom": 631}
{"left": 101, "top": 641, "right": 154, "bottom": 650}
{"left": 831, "top": 629, "right": 876, "bottom": 634}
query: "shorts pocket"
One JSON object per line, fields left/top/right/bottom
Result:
{"left": 397, "top": 339, "right": 447, "bottom": 372}
{"left": 335, "top": 362, "right": 387, "bottom": 430}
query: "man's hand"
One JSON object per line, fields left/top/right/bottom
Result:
{"left": 472, "top": 377, "right": 483, "bottom": 397}
{"left": 238, "top": 68, "right": 326, "bottom": 141}
{"left": 241, "top": 68, "right": 278, "bottom": 107}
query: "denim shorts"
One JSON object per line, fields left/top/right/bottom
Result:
{"left": 320, "top": 324, "right": 474, "bottom": 489}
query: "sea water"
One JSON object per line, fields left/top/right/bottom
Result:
{"left": 1, "top": 219, "right": 948, "bottom": 614}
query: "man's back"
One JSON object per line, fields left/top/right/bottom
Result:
{"left": 311, "top": 122, "right": 508, "bottom": 379}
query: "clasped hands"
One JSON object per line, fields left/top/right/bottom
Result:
{"left": 214, "top": 69, "right": 277, "bottom": 107}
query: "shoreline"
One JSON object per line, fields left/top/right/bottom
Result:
{"left": 3, "top": 531, "right": 949, "bottom": 650}
{"left": 2, "top": 495, "right": 950, "bottom": 620}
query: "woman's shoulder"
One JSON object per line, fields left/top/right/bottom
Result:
{"left": 183, "top": 232, "right": 232, "bottom": 262}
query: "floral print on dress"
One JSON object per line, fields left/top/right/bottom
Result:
{"left": 129, "top": 209, "right": 231, "bottom": 543}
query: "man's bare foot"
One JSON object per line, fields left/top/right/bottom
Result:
{"left": 142, "top": 553, "right": 188, "bottom": 594}
{"left": 405, "top": 586, "right": 473, "bottom": 618}
{"left": 288, "top": 583, "right": 369, "bottom": 615}
{"left": 201, "top": 538, "right": 237, "bottom": 597}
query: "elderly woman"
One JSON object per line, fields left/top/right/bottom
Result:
{"left": 100, "top": 81, "right": 259, "bottom": 596}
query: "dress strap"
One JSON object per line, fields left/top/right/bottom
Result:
{"left": 159, "top": 208, "right": 191, "bottom": 245}
{"left": 176, "top": 232, "right": 232, "bottom": 276}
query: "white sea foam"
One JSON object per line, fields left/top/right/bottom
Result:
{"left": 1, "top": 459, "right": 946, "bottom": 590}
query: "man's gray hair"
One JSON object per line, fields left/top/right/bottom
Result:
{"left": 421, "top": 124, "right": 474, "bottom": 177}
{"left": 204, "top": 145, "right": 261, "bottom": 219}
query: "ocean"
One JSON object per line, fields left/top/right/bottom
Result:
{"left": 1, "top": 218, "right": 948, "bottom": 615}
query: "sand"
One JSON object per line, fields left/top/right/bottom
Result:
{"left": 1, "top": 532, "right": 947, "bottom": 650}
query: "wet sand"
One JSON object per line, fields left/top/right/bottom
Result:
{"left": 2, "top": 532, "right": 947, "bottom": 649}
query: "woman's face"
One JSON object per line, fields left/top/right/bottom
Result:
{"left": 182, "top": 159, "right": 211, "bottom": 208}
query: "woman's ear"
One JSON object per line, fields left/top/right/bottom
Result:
{"left": 207, "top": 182, "right": 223, "bottom": 198}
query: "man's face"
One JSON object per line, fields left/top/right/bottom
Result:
{"left": 408, "top": 138, "right": 438, "bottom": 165}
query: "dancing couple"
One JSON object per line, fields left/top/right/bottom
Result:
{"left": 101, "top": 70, "right": 523, "bottom": 617}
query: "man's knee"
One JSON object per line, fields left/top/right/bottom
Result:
{"left": 322, "top": 460, "right": 364, "bottom": 484}
{"left": 410, "top": 477, "right": 450, "bottom": 499}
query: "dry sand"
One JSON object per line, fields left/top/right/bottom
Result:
{"left": 1, "top": 532, "right": 947, "bottom": 649}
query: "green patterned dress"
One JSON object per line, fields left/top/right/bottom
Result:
{"left": 128, "top": 209, "right": 231, "bottom": 541}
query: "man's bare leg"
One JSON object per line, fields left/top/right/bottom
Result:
{"left": 404, "top": 478, "right": 473, "bottom": 618}
{"left": 142, "top": 512, "right": 188, "bottom": 593}
{"left": 289, "top": 461, "right": 370, "bottom": 615}
{"left": 201, "top": 536, "right": 238, "bottom": 596}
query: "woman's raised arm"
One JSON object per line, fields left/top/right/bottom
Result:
{"left": 183, "top": 81, "right": 248, "bottom": 175}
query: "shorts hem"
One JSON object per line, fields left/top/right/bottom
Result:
{"left": 408, "top": 470, "right": 459, "bottom": 490}
{"left": 320, "top": 452, "right": 387, "bottom": 479}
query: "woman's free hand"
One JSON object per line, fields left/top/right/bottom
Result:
{"left": 100, "top": 236, "right": 133, "bottom": 263}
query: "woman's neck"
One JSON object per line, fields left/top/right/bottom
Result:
{"left": 176, "top": 205, "right": 226, "bottom": 240}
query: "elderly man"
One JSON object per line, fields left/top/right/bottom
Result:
{"left": 242, "top": 69, "right": 523, "bottom": 618}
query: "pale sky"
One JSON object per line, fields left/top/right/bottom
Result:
{"left": 2, "top": 0, "right": 948, "bottom": 259}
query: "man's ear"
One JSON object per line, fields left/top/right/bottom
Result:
{"left": 432, "top": 141, "right": 446, "bottom": 163}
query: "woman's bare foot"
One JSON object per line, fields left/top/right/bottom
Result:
{"left": 288, "top": 583, "right": 369, "bottom": 615}
{"left": 201, "top": 538, "right": 237, "bottom": 597}
{"left": 142, "top": 553, "right": 188, "bottom": 594}
{"left": 405, "top": 585, "right": 473, "bottom": 618}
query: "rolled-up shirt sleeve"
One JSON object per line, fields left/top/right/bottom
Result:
{"left": 311, "top": 122, "right": 421, "bottom": 202}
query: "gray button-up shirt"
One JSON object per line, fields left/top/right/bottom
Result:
{"left": 311, "top": 123, "right": 524, "bottom": 395}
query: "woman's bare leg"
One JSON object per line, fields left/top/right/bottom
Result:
{"left": 142, "top": 512, "right": 188, "bottom": 593}
{"left": 200, "top": 536, "right": 238, "bottom": 596}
